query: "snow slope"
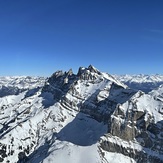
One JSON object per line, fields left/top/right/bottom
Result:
{"left": 0, "top": 76, "right": 45, "bottom": 97}
{"left": 0, "top": 66, "right": 162, "bottom": 163}
{"left": 114, "top": 74, "right": 163, "bottom": 93}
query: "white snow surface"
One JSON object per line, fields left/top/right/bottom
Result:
{"left": 114, "top": 74, "right": 163, "bottom": 83}
{"left": 114, "top": 74, "right": 163, "bottom": 93}
{"left": 0, "top": 76, "right": 45, "bottom": 89}
{"left": 0, "top": 72, "right": 135, "bottom": 163}
{"left": 0, "top": 69, "right": 163, "bottom": 163}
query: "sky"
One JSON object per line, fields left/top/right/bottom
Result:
{"left": 0, "top": 0, "right": 163, "bottom": 76}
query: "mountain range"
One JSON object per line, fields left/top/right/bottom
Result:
{"left": 114, "top": 74, "right": 163, "bottom": 93}
{"left": 0, "top": 65, "right": 163, "bottom": 163}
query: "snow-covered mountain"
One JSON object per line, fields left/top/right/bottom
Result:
{"left": 114, "top": 74, "right": 163, "bottom": 93}
{"left": 0, "top": 76, "right": 45, "bottom": 97}
{"left": 0, "top": 66, "right": 163, "bottom": 163}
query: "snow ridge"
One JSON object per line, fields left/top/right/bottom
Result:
{"left": 0, "top": 66, "right": 162, "bottom": 163}
{"left": 114, "top": 74, "right": 163, "bottom": 93}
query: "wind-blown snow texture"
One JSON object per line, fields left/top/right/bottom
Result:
{"left": 0, "top": 66, "right": 163, "bottom": 163}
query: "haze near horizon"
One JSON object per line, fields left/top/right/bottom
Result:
{"left": 0, "top": 0, "right": 163, "bottom": 76}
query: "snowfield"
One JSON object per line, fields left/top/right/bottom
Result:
{"left": 0, "top": 66, "right": 162, "bottom": 163}
{"left": 114, "top": 74, "right": 163, "bottom": 93}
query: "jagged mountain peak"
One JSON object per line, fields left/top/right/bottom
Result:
{"left": 48, "top": 65, "right": 125, "bottom": 87}
{"left": 88, "top": 64, "right": 101, "bottom": 73}
{"left": 0, "top": 68, "right": 163, "bottom": 163}
{"left": 42, "top": 66, "right": 128, "bottom": 102}
{"left": 77, "top": 65, "right": 101, "bottom": 77}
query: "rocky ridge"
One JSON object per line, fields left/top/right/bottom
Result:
{"left": 0, "top": 66, "right": 162, "bottom": 163}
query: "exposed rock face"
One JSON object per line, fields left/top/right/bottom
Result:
{"left": 42, "top": 66, "right": 163, "bottom": 162}
{"left": 0, "top": 66, "right": 163, "bottom": 163}
{"left": 100, "top": 90, "right": 163, "bottom": 163}
{"left": 100, "top": 134, "right": 163, "bottom": 163}
{"left": 42, "top": 65, "right": 133, "bottom": 123}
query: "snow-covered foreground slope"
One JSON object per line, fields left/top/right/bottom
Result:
{"left": 114, "top": 74, "right": 163, "bottom": 93}
{"left": 0, "top": 66, "right": 163, "bottom": 163}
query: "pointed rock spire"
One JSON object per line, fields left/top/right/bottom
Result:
{"left": 88, "top": 65, "right": 101, "bottom": 75}
{"left": 67, "top": 69, "right": 73, "bottom": 76}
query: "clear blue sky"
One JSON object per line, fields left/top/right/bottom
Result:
{"left": 0, "top": 0, "right": 163, "bottom": 76}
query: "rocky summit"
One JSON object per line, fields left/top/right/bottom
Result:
{"left": 0, "top": 66, "right": 163, "bottom": 163}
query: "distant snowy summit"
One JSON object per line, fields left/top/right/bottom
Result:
{"left": 0, "top": 65, "right": 163, "bottom": 163}
{"left": 114, "top": 74, "right": 163, "bottom": 93}
{"left": 1, "top": 69, "right": 163, "bottom": 94}
{"left": 0, "top": 76, "right": 45, "bottom": 97}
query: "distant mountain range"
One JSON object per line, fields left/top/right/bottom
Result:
{"left": 0, "top": 76, "right": 45, "bottom": 97}
{"left": 0, "top": 66, "right": 163, "bottom": 163}
{"left": 114, "top": 74, "right": 163, "bottom": 93}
